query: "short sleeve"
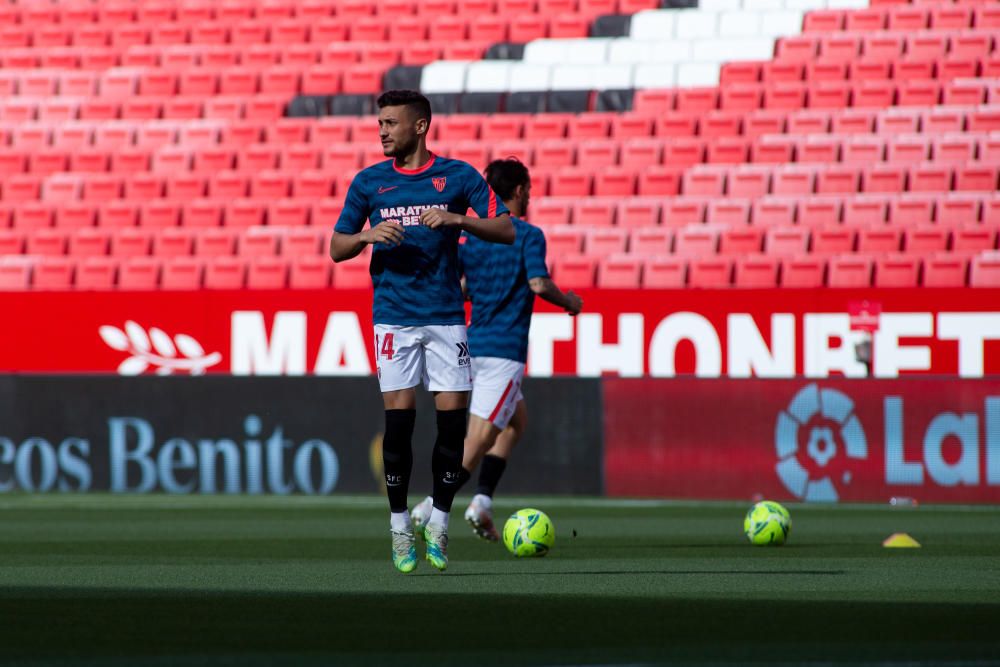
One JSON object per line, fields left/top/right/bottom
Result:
{"left": 334, "top": 174, "right": 370, "bottom": 234}
{"left": 523, "top": 226, "right": 550, "bottom": 280}
{"left": 463, "top": 164, "right": 510, "bottom": 220}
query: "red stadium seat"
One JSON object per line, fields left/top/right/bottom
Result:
{"left": 812, "top": 227, "right": 856, "bottom": 256}
{"left": 765, "top": 227, "right": 810, "bottom": 258}
{"left": 970, "top": 254, "right": 1000, "bottom": 288}
{"left": 674, "top": 227, "right": 719, "bottom": 258}
{"left": 953, "top": 226, "right": 997, "bottom": 253}
{"left": 780, "top": 258, "right": 825, "bottom": 288}
{"left": 753, "top": 199, "right": 796, "bottom": 227}
{"left": 283, "top": 229, "right": 325, "bottom": 258}
{"left": 111, "top": 229, "right": 154, "bottom": 258}
{"left": 584, "top": 229, "right": 628, "bottom": 256}
{"left": 69, "top": 229, "right": 111, "bottom": 257}
{"left": 332, "top": 260, "right": 372, "bottom": 289}
{"left": 118, "top": 258, "right": 161, "bottom": 290}
{"left": 630, "top": 229, "right": 672, "bottom": 256}
{"left": 530, "top": 199, "right": 572, "bottom": 227}
{"left": 33, "top": 257, "right": 75, "bottom": 290}
{"left": 874, "top": 256, "right": 920, "bottom": 288}
{"left": 688, "top": 258, "right": 733, "bottom": 288}
{"left": 247, "top": 259, "right": 288, "bottom": 290}
{"left": 289, "top": 257, "right": 332, "bottom": 289}
{"left": 161, "top": 258, "right": 204, "bottom": 290}
{"left": 734, "top": 256, "right": 779, "bottom": 288}
{"left": 643, "top": 257, "right": 686, "bottom": 288}
{"left": 719, "top": 228, "right": 764, "bottom": 256}
{"left": 573, "top": 200, "right": 616, "bottom": 227}
{"left": 637, "top": 167, "right": 681, "bottom": 196}
{"left": 616, "top": 199, "right": 660, "bottom": 229}
{"left": 662, "top": 200, "right": 707, "bottom": 227}
{"left": 0, "top": 261, "right": 31, "bottom": 292}
{"left": 904, "top": 226, "right": 950, "bottom": 254}
{"left": 596, "top": 257, "right": 642, "bottom": 288}
{"left": 802, "top": 200, "right": 844, "bottom": 227}
{"left": 552, "top": 257, "right": 596, "bottom": 289}
{"left": 546, "top": 227, "right": 585, "bottom": 255}
{"left": 828, "top": 256, "right": 873, "bottom": 288}
{"left": 923, "top": 256, "right": 968, "bottom": 288}
{"left": 707, "top": 200, "right": 751, "bottom": 225}
{"left": 76, "top": 258, "right": 118, "bottom": 291}
{"left": 193, "top": 229, "right": 238, "bottom": 257}
{"left": 204, "top": 258, "right": 246, "bottom": 289}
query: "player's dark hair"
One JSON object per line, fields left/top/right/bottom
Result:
{"left": 484, "top": 158, "right": 531, "bottom": 202}
{"left": 376, "top": 89, "right": 432, "bottom": 124}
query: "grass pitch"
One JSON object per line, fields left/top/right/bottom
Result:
{"left": 0, "top": 495, "right": 998, "bottom": 667}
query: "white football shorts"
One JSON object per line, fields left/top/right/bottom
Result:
{"left": 469, "top": 356, "right": 525, "bottom": 430}
{"left": 373, "top": 324, "right": 473, "bottom": 393}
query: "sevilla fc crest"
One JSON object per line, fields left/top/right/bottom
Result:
{"left": 432, "top": 177, "right": 446, "bottom": 192}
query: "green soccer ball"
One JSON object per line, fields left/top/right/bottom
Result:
{"left": 503, "top": 508, "right": 555, "bottom": 557}
{"left": 744, "top": 500, "right": 792, "bottom": 546}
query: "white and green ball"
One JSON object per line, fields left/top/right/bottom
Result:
{"left": 503, "top": 508, "right": 555, "bottom": 557}
{"left": 743, "top": 500, "right": 792, "bottom": 546}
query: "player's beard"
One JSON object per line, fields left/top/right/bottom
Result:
{"left": 384, "top": 134, "right": 419, "bottom": 159}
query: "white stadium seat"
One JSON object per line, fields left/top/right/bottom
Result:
{"left": 674, "top": 10, "right": 720, "bottom": 39}
{"left": 551, "top": 64, "right": 633, "bottom": 90}
{"left": 761, "top": 10, "right": 805, "bottom": 37}
{"left": 507, "top": 63, "right": 551, "bottom": 92}
{"left": 718, "top": 11, "right": 764, "bottom": 37}
{"left": 632, "top": 63, "right": 677, "bottom": 88}
{"left": 420, "top": 61, "right": 469, "bottom": 94}
{"left": 675, "top": 62, "right": 721, "bottom": 87}
{"left": 608, "top": 39, "right": 694, "bottom": 64}
{"left": 629, "top": 10, "right": 676, "bottom": 40}
{"left": 465, "top": 62, "right": 512, "bottom": 93}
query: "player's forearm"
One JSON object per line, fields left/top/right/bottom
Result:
{"left": 460, "top": 214, "right": 514, "bottom": 245}
{"left": 531, "top": 278, "right": 571, "bottom": 309}
{"left": 330, "top": 232, "right": 366, "bottom": 263}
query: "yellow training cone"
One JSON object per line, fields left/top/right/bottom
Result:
{"left": 883, "top": 533, "right": 921, "bottom": 548}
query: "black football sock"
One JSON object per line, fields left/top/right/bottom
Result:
{"left": 475, "top": 454, "right": 508, "bottom": 498}
{"left": 382, "top": 409, "right": 416, "bottom": 514}
{"left": 431, "top": 409, "right": 468, "bottom": 512}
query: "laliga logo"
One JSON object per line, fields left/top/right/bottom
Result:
{"left": 775, "top": 383, "right": 868, "bottom": 502}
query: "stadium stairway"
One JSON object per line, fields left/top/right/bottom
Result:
{"left": 0, "top": 0, "right": 998, "bottom": 290}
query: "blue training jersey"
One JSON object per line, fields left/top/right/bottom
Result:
{"left": 335, "top": 154, "right": 508, "bottom": 327}
{"left": 460, "top": 217, "right": 549, "bottom": 363}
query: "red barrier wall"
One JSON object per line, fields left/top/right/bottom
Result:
{"left": 2, "top": 288, "right": 999, "bottom": 377}
{"left": 604, "top": 378, "right": 1000, "bottom": 503}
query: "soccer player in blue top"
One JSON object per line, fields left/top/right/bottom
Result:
{"left": 412, "top": 158, "right": 582, "bottom": 541}
{"left": 330, "top": 91, "right": 513, "bottom": 573}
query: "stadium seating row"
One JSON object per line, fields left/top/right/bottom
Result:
{"left": 3, "top": 131, "right": 999, "bottom": 173}
{"left": 3, "top": 223, "right": 997, "bottom": 259}
{"left": 2, "top": 252, "right": 998, "bottom": 290}
{"left": 528, "top": 193, "right": 1000, "bottom": 226}
{"left": 0, "top": 255, "right": 367, "bottom": 290}
{"left": 2, "top": 106, "right": 996, "bottom": 149}
{"left": 552, "top": 251, "right": 1000, "bottom": 288}
{"left": 0, "top": 0, "right": 658, "bottom": 27}
{"left": 2, "top": 185, "right": 997, "bottom": 226}
{"left": 800, "top": 3, "right": 1000, "bottom": 32}
{"left": 1, "top": 161, "right": 997, "bottom": 202}
{"left": 0, "top": 226, "right": 327, "bottom": 257}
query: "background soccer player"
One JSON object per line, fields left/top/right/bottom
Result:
{"left": 330, "top": 91, "right": 513, "bottom": 573}
{"left": 412, "top": 158, "right": 583, "bottom": 541}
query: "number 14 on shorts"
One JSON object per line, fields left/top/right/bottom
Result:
{"left": 376, "top": 333, "right": 396, "bottom": 361}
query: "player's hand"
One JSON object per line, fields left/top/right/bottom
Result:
{"left": 360, "top": 221, "right": 404, "bottom": 246}
{"left": 420, "top": 208, "right": 462, "bottom": 229}
{"left": 564, "top": 291, "right": 583, "bottom": 316}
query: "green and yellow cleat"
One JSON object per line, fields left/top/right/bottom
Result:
{"left": 391, "top": 528, "right": 418, "bottom": 573}
{"left": 423, "top": 523, "right": 449, "bottom": 571}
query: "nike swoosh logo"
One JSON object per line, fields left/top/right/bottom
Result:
{"left": 378, "top": 186, "right": 398, "bottom": 194}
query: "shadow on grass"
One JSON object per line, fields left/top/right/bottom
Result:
{"left": 0, "top": 587, "right": 998, "bottom": 666}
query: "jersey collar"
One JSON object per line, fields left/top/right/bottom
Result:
{"left": 392, "top": 153, "right": 436, "bottom": 175}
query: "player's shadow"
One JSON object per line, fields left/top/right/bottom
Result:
{"left": 419, "top": 569, "right": 846, "bottom": 577}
